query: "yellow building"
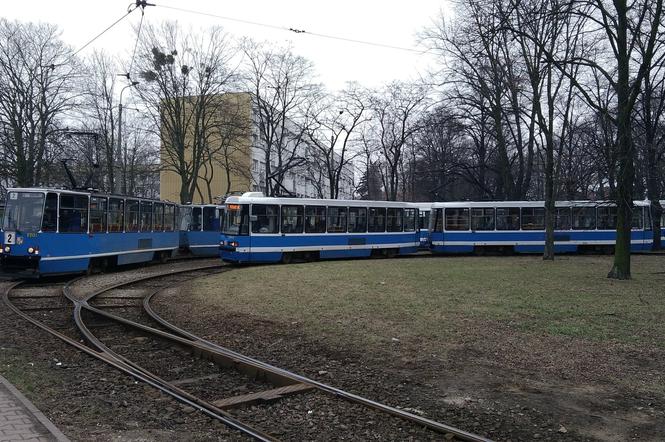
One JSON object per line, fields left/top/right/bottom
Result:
{"left": 160, "top": 92, "right": 253, "bottom": 204}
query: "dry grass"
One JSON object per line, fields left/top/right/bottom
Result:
{"left": 189, "top": 255, "right": 665, "bottom": 350}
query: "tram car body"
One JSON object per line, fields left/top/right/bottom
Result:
{"left": 429, "top": 200, "right": 654, "bottom": 254}
{"left": 220, "top": 193, "right": 421, "bottom": 263}
{"left": 178, "top": 204, "right": 225, "bottom": 256}
{"left": 1, "top": 188, "right": 179, "bottom": 275}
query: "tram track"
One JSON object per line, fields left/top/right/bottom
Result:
{"left": 4, "top": 261, "right": 492, "bottom": 441}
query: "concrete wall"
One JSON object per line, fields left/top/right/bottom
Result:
{"left": 160, "top": 93, "right": 253, "bottom": 203}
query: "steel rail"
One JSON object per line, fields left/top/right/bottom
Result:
{"left": 63, "top": 267, "right": 275, "bottom": 441}
{"left": 4, "top": 268, "right": 275, "bottom": 442}
{"left": 72, "top": 267, "right": 493, "bottom": 442}
{"left": 144, "top": 291, "right": 494, "bottom": 442}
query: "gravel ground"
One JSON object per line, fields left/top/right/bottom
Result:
{"left": 150, "top": 269, "right": 665, "bottom": 442}
{"left": 2, "top": 258, "right": 663, "bottom": 441}
{"left": 0, "top": 263, "right": 252, "bottom": 441}
{"left": 0, "top": 262, "right": 451, "bottom": 441}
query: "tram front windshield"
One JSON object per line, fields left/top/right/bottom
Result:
{"left": 3, "top": 191, "right": 45, "bottom": 233}
{"left": 223, "top": 204, "right": 248, "bottom": 236}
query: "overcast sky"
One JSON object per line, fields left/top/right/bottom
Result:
{"left": 2, "top": 0, "right": 452, "bottom": 91}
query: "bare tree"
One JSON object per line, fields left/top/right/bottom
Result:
{"left": 304, "top": 83, "right": 367, "bottom": 199}
{"left": 411, "top": 105, "right": 466, "bottom": 200}
{"left": 78, "top": 51, "right": 121, "bottom": 192}
{"left": 135, "top": 22, "right": 237, "bottom": 203}
{"left": 365, "top": 82, "right": 428, "bottom": 201}
{"left": 0, "top": 19, "right": 76, "bottom": 188}
{"left": 552, "top": 0, "right": 664, "bottom": 278}
{"left": 201, "top": 93, "right": 252, "bottom": 200}
{"left": 242, "top": 40, "right": 320, "bottom": 196}
{"left": 501, "top": 0, "right": 585, "bottom": 259}
{"left": 423, "top": 4, "right": 536, "bottom": 200}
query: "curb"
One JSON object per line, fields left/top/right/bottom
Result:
{"left": 0, "top": 375, "right": 70, "bottom": 442}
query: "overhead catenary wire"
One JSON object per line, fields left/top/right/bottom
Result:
{"left": 70, "top": 3, "right": 140, "bottom": 60}
{"left": 156, "top": 3, "right": 426, "bottom": 54}
{"left": 125, "top": 5, "right": 147, "bottom": 81}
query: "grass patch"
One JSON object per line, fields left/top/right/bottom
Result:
{"left": 191, "top": 255, "right": 665, "bottom": 348}
{"left": 0, "top": 347, "right": 49, "bottom": 394}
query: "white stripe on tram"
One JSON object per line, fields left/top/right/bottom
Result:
{"left": 231, "top": 242, "right": 419, "bottom": 254}
{"left": 40, "top": 247, "right": 176, "bottom": 261}
{"left": 431, "top": 240, "right": 650, "bottom": 246}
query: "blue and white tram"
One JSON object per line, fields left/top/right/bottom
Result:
{"left": 178, "top": 204, "right": 225, "bottom": 256}
{"left": 1, "top": 188, "right": 179, "bottom": 275}
{"left": 220, "top": 193, "right": 421, "bottom": 263}
{"left": 429, "top": 200, "right": 654, "bottom": 254}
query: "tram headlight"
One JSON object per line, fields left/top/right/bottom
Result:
{"left": 3, "top": 246, "right": 9, "bottom": 253}
{"left": 27, "top": 246, "right": 39, "bottom": 255}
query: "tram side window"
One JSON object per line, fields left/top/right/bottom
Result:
{"left": 89, "top": 197, "right": 108, "bottom": 233}
{"left": 164, "top": 204, "right": 175, "bottom": 231}
{"left": 632, "top": 207, "right": 643, "bottom": 229}
{"left": 597, "top": 207, "right": 617, "bottom": 230}
{"left": 305, "top": 206, "right": 326, "bottom": 233}
{"left": 140, "top": 201, "right": 153, "bottom": 231}
{"left": 368, "top": 207, "right": 386, "bottom": 232}
{"left": 644, "top": 207, "right": 651, "bottom": 231}
{"left": 348, "top": 207, "right": 368, "bottom": 233}
{"left": 445, "top": 208, "right": 469, "bottom": 231}
{"left": 125, "top": 200, "right": 139, "bottom": 232}
{"left": 572, "top": 207, "right": 596, "bottom": 230}
{"left": 59, "top": 194, "right": 88, "bottom": 233}
{"left": 281, "top": 205, "right": 304, "bottom": 233}
{"left": 521, "top": 207, "right": 545, "bottom": 230}
{"left": 387, "top": 208, "right": 404, "bottom": 232}
{"left": 471, "top": 208, "right": 495, "bottom": 231}
{"left": 108, "top": 199, "right": 124, "bottom": 232}
{"left": 191, "top": 207, "right": 202, "bottom": 231}
{"left": 41, "top": 192, "right": 58, "bottom": 232}
{"left": 403, "top": 208, "right": 417, "bottom": 232}
{"left": 202, "top": 207, "right": 217, "bottom": 231}
{"left": 252, "top": 204, "right": 279, "bottom": 234}
{"left": 154, "top": 203, "right": 165, "bottom": 231}
{"left": 496, "top": 208, "right": 520, "bottom": 230}
{"left": 327, "top": 206, "right": 348, "bottom": 233}
{"left": 433, "top": 209, "right": 444, "bottom": 232}
{"left": 555, "top": 208, "right": 571, "bottom": 230}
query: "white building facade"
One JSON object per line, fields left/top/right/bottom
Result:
{"left": 247, "top": 111, "right": 355, "bottom": 199}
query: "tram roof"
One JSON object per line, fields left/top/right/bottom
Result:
{"left": 5, "top": 187, "right": 178, "bottom": 204}
{"left": 430, "top": 200, "right": 652, "bottom": 208}
{"left": 225, "top": 193, "right": 421, "bottom": 209}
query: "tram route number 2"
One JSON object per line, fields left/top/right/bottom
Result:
{"left": 4, "top": 231, "right": 15, "bottom": 245}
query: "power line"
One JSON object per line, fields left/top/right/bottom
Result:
{"left": 156, "top": 3, "right": 426, "bottom": 54}
{"left": 126, "top": 5, "right": 147, "bottom": 80}
{"left": 70, "top": 4, "right": 139, "bottom": 60}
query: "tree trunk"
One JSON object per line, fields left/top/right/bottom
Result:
{"left": 607, "top": 3, "right": 633, "bottom": 280}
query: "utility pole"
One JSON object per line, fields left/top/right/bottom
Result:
{"left": 117, "top": 81, "right": 139, "bottom": 194}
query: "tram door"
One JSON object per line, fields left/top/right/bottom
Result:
{"left": 418, "top": 210, "right": 431, "bottom": 248}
